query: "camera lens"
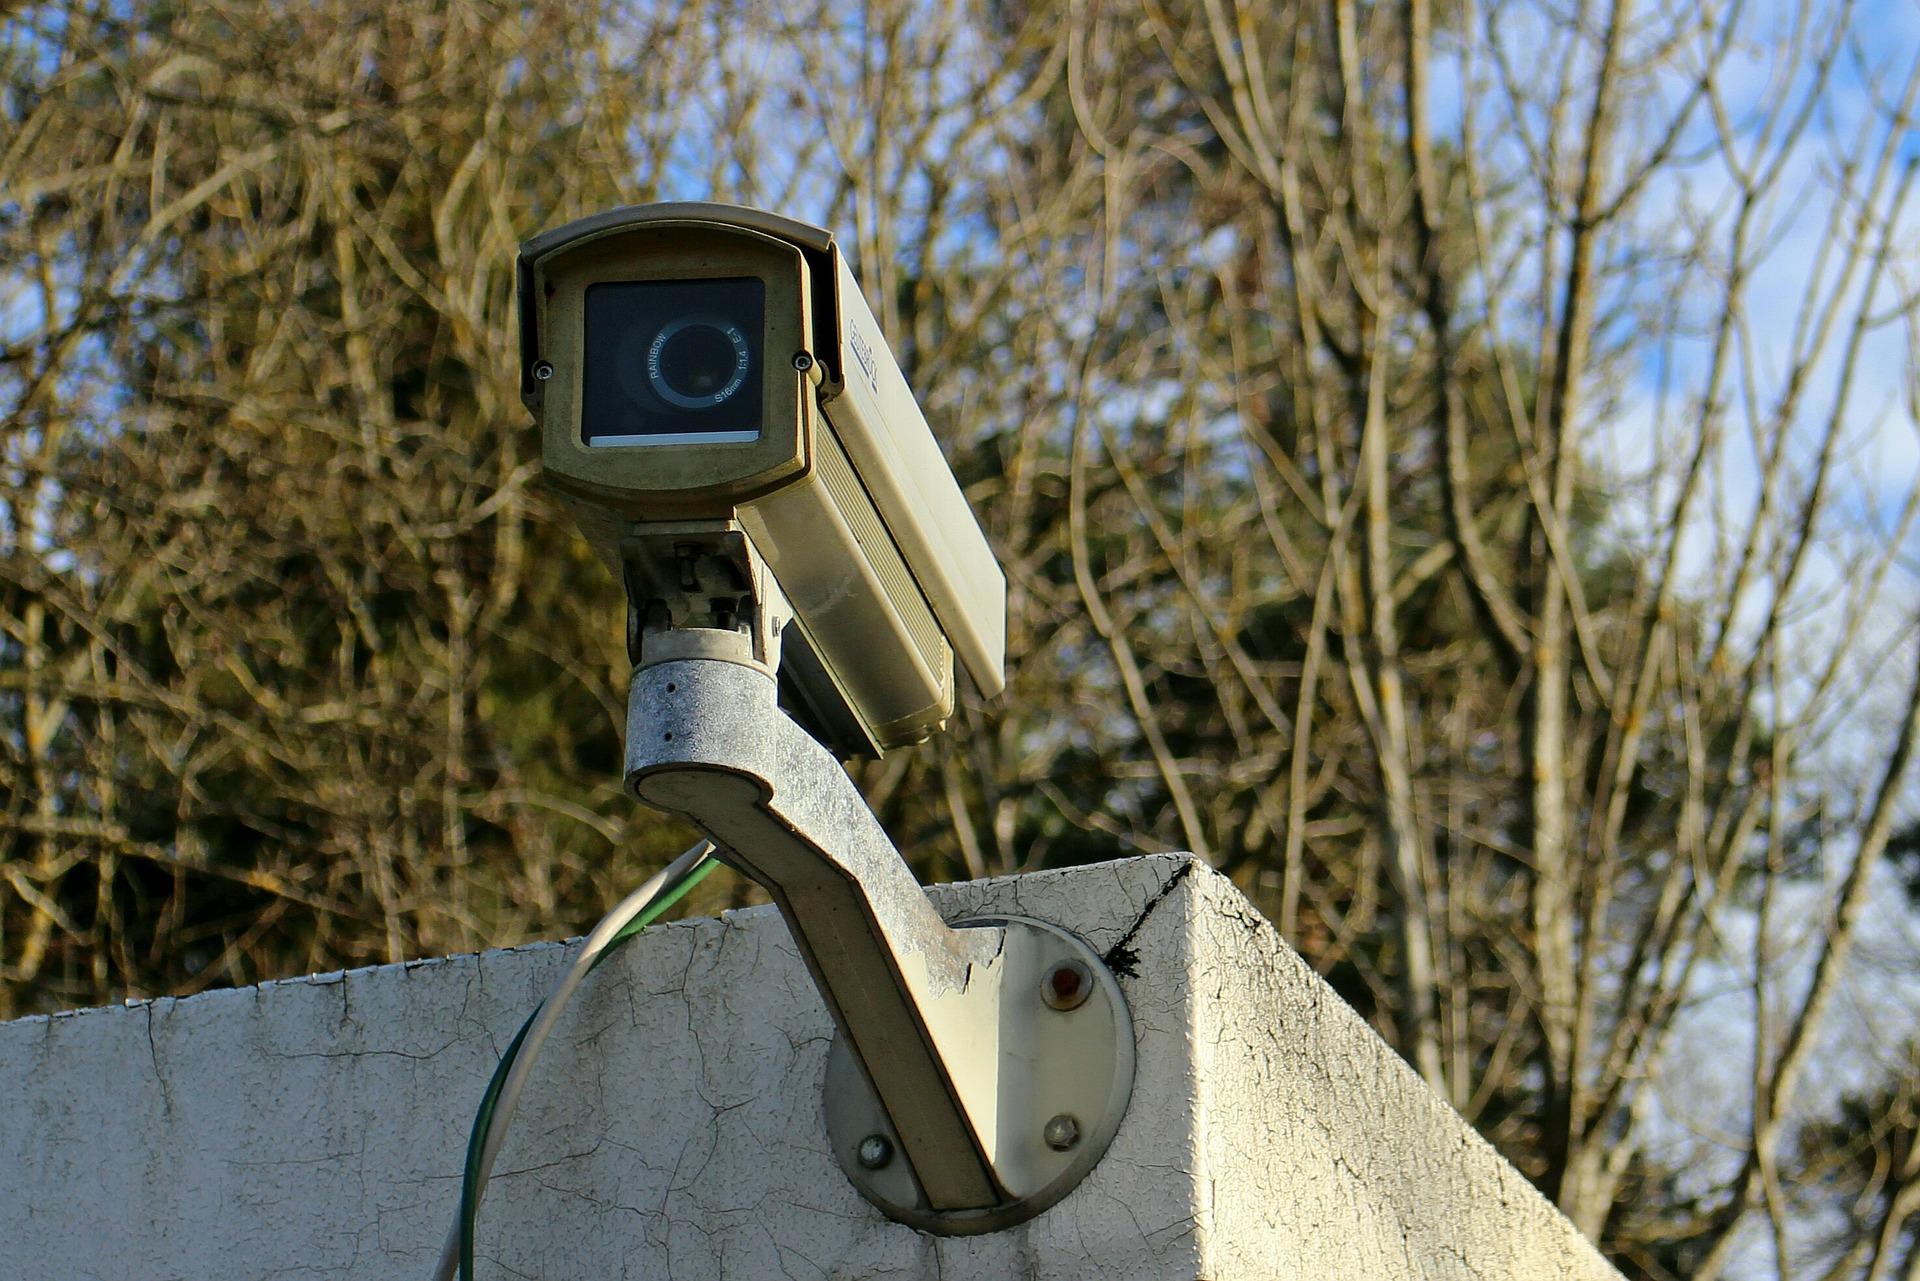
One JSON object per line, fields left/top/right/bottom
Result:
{"left": 648, "top": 318, "right": 750, "bottom": 409}
{"left": 583, "top": 277, "right": 764, "bottom": 445}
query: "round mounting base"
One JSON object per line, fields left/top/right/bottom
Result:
{"left": 823, "top": 915, "right": 1135, "bottom": 1235}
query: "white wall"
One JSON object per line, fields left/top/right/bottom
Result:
{"left": 0, "top": 854, "right": 1620, "bottom": 1280}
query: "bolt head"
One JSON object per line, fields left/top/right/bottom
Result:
{"left": 1043, "top": 1113, "right": 1081, "bottom": 1151}
{"left": 532, "top": 360, "right": 555, "bottom": 381}
{"left": 792, "top": 350, "right": 815, "bottom": 372}
{"left": 1041, "top": 960, "right": 1092, "bottom": 1011}
{"left": 856, "top": 1133, "right": 893, "bottom": 1170}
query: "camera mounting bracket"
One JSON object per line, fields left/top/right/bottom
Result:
{"left": 624, "top": 656, "right": 1135, "bottom": 1234}
{"left": 618, "top": 520, "right": 789, "bottom": 674}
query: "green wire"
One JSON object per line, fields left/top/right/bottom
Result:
{"left": 592, "top": 856, "right": 719, "bottom": 968}
{"left": 458, "top": 854, "right": 721, "bottom": 1281}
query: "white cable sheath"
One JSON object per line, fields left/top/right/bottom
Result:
{"left": 430, "top": 840, "right": 715, "bottom": 1281}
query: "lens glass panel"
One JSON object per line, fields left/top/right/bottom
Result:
{"left": 582, "top": 278, "right": 765, "bottom": 445}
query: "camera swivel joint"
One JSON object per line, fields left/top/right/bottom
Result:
{"left": 618, "top": 520, "right": 789, "bottom": 676}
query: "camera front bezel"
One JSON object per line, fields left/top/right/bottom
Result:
{"left": 528, "top": 222, "right": 813, "bottom": 518}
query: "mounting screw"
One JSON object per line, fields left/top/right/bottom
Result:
{"left": 1043, "top": 1113, "right": 1081, "bottom": 1151}
{"left": 792, "top": 350, "right": 815, "bottom": 372}
{"left": 857, "top": 1134, "right": 893, "bottom": 1169}
{"left": 532, "top": 360, "right": 554, "bottom": 381}
{"left": 1041, "top": 959, "right": 1092, "bottom": 1011}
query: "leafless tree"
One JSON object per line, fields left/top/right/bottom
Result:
{"left": 3, "top": 0, "right": 1917, "bottom": 1272}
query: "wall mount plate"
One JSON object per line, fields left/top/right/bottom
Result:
{"left": 823, "top": 914, "right": 1136, "bottom": 1235}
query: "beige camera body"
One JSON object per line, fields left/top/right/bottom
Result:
{"left": 519, "top": 203, "right": 1004, "bottom": 756}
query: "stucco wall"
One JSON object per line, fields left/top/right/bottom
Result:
{"left": 0, "top": 854, "right": 1620, "bottom": 1280}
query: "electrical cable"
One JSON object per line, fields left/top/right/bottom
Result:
{"left": 430, "top": 840, "right": 721, "bottom": 1281}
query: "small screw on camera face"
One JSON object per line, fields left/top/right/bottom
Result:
{"left": 581, "top": 277, "right": 766, "bottom": 446}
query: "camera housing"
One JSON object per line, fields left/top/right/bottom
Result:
{"left": 518, "top": 203, "right": 1005, "bottom": 756}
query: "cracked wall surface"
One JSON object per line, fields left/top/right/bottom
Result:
{"left": 0, "top": 854, "right": 1620, "bottom": 1280}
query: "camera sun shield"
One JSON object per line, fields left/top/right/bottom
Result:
{"left": 583, "top": 278, "right": 766, "bottom": 445}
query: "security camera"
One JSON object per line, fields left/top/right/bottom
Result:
{"left": 517, "top": 203, "right": 1005, "bottom": 756}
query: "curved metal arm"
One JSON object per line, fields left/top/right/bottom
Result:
{"left": 626, "top": 651, "right": 1134, "bottom": 1232}
{"left": 625, "top": 655, "right": 1008, "bottom": 1210}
